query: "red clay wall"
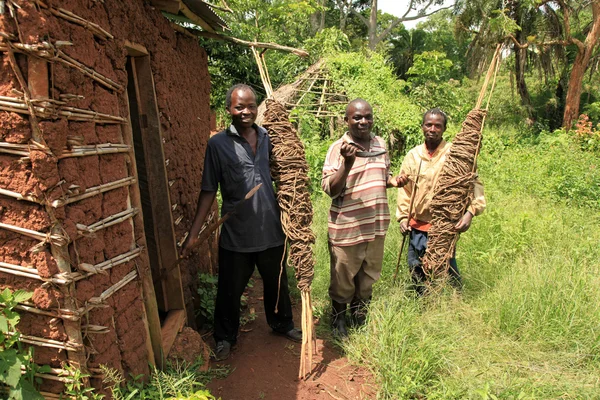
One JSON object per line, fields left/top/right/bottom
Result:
{"left": 0, "top": 0, "right": 216, "bottom": 394}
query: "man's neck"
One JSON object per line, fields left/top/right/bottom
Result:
{"left": 425, "top": 139, "right": 442, "bottom": 154}
{"left": 234, "top": 124, "right": 256, "bottom": 138}
{"left": 349, "top": 133, "right": 371, "bottom": 150}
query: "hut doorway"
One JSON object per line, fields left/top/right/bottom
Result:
{"left": 123, "top": 42, "right": 186, "bottom": 361}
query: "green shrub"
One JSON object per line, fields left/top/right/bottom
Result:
{"left": 0, "top": 289, "right": 48, "bottom": 400}
{"left": 324, "top": 51, "right": 423, "bottom": 154}
{"left": 196, "top": 273, "right": 218, "bottom": 326}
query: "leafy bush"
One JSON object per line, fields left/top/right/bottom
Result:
{"left": 196, "top": 273, "right": 218, "bottom": 326}
{"left": 0, "top": 288, "right": 48, "bottom": 400}
{"left": 324, "top": 51, "right": 422, "bottom": 154}
{"left": 573, "top": 114, "right": 600, "bottom": 152}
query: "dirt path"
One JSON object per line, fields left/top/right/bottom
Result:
{"left": 205, "top": 276, "right": 376, "bottom": 400}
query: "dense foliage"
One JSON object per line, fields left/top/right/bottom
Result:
{"left": 0, "top": 289, "right": 47, "bottom": 400}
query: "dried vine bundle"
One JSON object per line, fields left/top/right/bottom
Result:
{"left": 422, "top": 109, "right": 486, "bottom": 279}
{"left": 262, "top": 99, "right": 316, "bottom": 379}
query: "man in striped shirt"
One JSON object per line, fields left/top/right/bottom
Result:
{"left": 322, "top": 99, "right": 405, "bottom": 338}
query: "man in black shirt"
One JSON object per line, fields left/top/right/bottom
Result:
{"left": 182, "top": 84, "right": 301, "bottom": 361}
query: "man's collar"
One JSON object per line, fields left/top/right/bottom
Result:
{"left": 342, "top": 131, "right": 375, "bottom": 144}
{"left": 227, "top": 123, "right": 264, "bottom": 137}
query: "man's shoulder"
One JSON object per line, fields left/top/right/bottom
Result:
{"left": 255, "top": 125, "right": 268, "bottom": 135}
{"left": 329, "top": 134, "right": 347, "bottom": 149}
{"left": 207, "top": 129, "right": 230, "bottom": 146}
{"left": 373, "top": 135, "right": 387, "bottom": 148}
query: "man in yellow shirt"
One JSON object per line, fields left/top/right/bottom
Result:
{"left": 396, "top": 108, "right": 486, "bottom": 293}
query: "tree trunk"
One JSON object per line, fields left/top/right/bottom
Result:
{"left": 319, "top": 0, "right": 326, "bottom": 31}
{"left": 510, "top": 0, "right": 534, "bottom": 121}
{"left": 368, "top": 0, "right": 378, "bottom": 50}
{"left": 514, "top": 42, "right": 534, "bottom": 120}
{"left": 563, "top": 1, "right": 600, "bottom": 130}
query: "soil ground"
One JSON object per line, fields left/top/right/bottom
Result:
{"left": 204, "top": 275, "right": 377, "bottom": 400}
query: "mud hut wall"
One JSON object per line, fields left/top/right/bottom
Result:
{"left": 0, "top": 0, "right": 214, "bottom": 392}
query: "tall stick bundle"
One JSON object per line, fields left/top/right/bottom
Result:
{"left": 262, "top": 99, "right": 316, "bottom": 379}
{"left": 422, "top": 109, "right": 486, "bottom": 278}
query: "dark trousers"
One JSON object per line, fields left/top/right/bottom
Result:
{"left": 214, "top": 245, "right": 294, "bottom": 344}
{"left": 407, "top": 229, "right": 461, "bottom": 293}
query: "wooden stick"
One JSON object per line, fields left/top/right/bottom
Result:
{"left": 0, "top": 262, "right": 72, "bottom": 284}
{"left": 51, "top": 176, "right": 136, "bottom": 207}
{"left": 0, "top": 42, "right": 123, "bottom": 92}
{"left": 87, "top": 270, "right": 137, "bottom": 304}
{"left": 295, "top": 77, "right": 319, "bottom": 106}
{"left": 9, "top": 332, "right": 83, "bottom": 352}
{"left": 35, "top": 0, "right": 114, "bottom": 40}
{"left": 0, "top": 221, "right": 68, "bottom": 245}
{"left": 393, "top": 159, "right": 423, "bottom": 284}
{"left": 316, "top": 80, "right": 328, "bottom": 117}
{"left": 0, "top": 187, "right": 42, "bottom": 203}
{"left": 55, "top": 48, "right": 123, "bottom": 92}
{"left": 0, "top": 97, "right": 125, "bottom": 123}
{"left": 192, "top": 30, "right": 309, "bottom": 57}
{"left": 76, "top": 207, "right": 138, "bottom": 234}
{"left": 9, "top": 303, "right": 80, "bottom": 322}
{"left": 73, "top": 247, "right": 141, "bottom": 281}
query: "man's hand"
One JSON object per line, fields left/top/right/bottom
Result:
{"left": 399, "top": 219, "right": 411, "bottom": 235}
{"left": 454, "top": 211, "right": 473, "bottom": 233}
{"left": 340, "top": 142, "right": 359, "bottom": 164}
{"left": 180, "top": 236, "right": 200, "bottom": 258}
{"left": 389, "top": 173, "right": 409, "bottom": 188}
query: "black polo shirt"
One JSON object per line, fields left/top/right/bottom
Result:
{"left": 201, "top": 124, "right": 285, "bottom": 252}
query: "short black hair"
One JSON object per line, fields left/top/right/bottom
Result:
{"left": 422, "top": 108, "right": 447, "bottom": 129}
{"left": 225, "top": 84, "right": 257, "bottom": 109}
{"left": 345, "top": 98, "right": 372, "bottom": 117}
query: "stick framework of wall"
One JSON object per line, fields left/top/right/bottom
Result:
{"left": 0, "top": 0, "right": 215, "bottom": 394}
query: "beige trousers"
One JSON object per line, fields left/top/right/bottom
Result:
{"left": 328, "top": 236, "right": 385, "bottom": 304}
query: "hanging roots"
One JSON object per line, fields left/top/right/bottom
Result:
{"left": 423, "top": 109, "right": 486, "bottom": 280}
{"left": 263, "top": 99, "right": 316, "bottom": 379}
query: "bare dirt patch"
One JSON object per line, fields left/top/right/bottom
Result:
{"left": 205, "top": 276, "right": 377, "bottom": 400}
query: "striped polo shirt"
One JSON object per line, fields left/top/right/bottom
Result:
{"left": 322, "top": 132, "right": 391, "bottom": 246}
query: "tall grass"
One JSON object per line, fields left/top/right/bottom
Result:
{"left": 309, "top": 126, "right": 600, "bottom": 398}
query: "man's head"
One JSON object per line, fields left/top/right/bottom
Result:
{"left": 422, "top": 108, "right": 447, "bottom": 149}
{"left": 344, "top": 98, "right": 373, "bottom": 140}
{"left": 226, "top": 84, "right": 258, "bottom": 129}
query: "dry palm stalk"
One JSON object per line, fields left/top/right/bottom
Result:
{"left": 263, "top": 100, "right": 316, "bottom": 379}
{"left": 422, "top": 109, "right": 485, "bottom": 279}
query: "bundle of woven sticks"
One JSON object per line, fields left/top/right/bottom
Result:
{"left": 422, "top": 109, "right": 486, "bottom": 280}
{"left": 262, "top": 99, "right": 316, "bottom": 379}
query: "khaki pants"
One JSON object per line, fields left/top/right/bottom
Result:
{"left": 328, "top": 236, "right": 385, "bottom": 304}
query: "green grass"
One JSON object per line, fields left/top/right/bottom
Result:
{"left": 309, "top": 127, "right": 600, "bottom": 399}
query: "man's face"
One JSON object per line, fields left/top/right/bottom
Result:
{"left": 345, "top": 102, "right": 373, "bottom": 141}
{"left": 422, "top": 113, "right": 446, "bottom": 145}
{"left": 227, "top": 89, "right": 258, "bottom": 128}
